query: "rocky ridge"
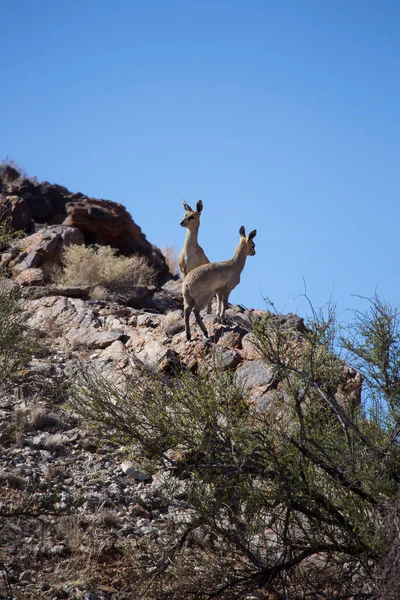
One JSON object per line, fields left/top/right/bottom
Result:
{"left": 0, "top": 168, "right": 169, "bottom": 280}
{"left": 0, "top": 169, "right": 362, "bottom": 600}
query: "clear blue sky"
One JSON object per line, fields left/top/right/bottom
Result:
{"left": 1, "top": 0, "right": 399, "bottom": 320}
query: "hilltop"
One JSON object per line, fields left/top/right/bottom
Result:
{"left": 0, "top": 166, "right": 398, "bottom": 600}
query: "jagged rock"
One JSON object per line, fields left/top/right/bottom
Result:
{"left": 67, "top": 328, "right": 124, "bottom": 349}
{"left": 142, "top": 289, "right": 183, "bottom": 312}
{"left": 14, "top": 267, "right": 44, "bottom": 286}
{"left": 6, "top": 225, "right": 84, "bottom": 276}
{"left": 129, "top": 337, "right": 175, "bottom": 370}
{"left": 161, "top": 278, "right": 183, "bottom": 297}
{"left": 136, "top": 313, "right": 162, "bottom": 328}
{"left": 102, "top": 340, "right": 129, "bottom": 366}
{"left": 2, "top": 174, "right": 171, "bottom": 277}
{"left": 0, "top": 194, "right": 33, "bottom": 232}
{"left": 64, "top": 198, "right": 157, "bottom": 260}
{"left": 121, "top": 461, "right": 151, "bottom": 481}
{"left": 0, "top": 163, "right": 20, "bottom": 183}
{"left": 241, "top": 333, "right": 262, "bottom": 360}
{"left": 213, "top": 348, "right": 242, "bottom": 370}
{"left": 105, "top": 285, "right": 155, "bottom": 308}
{"left": 217, "top": 326, "right": 247, "bottom": 349}
{"left": 0, "top": 276, "right": 19, "bottom": 294}
{"left": 20, "top": 285, "right": 90, "bottom": 299}
{"left": 23, "top": 291, "right": 361, "bottom": 413}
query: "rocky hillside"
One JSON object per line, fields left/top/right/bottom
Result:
{"left": 0, "top": 169, "right": 366, "bottom": 600}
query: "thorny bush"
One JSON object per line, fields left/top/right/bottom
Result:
{"left": 69, "top": 297, "right": 400, "bottom": 599}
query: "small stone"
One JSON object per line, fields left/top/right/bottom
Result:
{"left": 118, "top": 524, "right": 136, "bottom": 537}
{"left": 135, "top": 525, "right": 157, "bottom": 536}
{"left": 129, "top": 503, "right": 151, "bottom": 519}
{"left": 50, "top": 544, "right": 70, "bottom": 557}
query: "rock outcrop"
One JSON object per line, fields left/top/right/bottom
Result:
{"left": 0, "top": 276, "right": 362, "bottom": 598}
{"left": 0, "top": 167, "right": 363, "bottom": 600}
{"left": 0, "top": 169, "right": 169, "bottom": 277}
{"left": 2, "top": 225, "right": 84, "bottom": 283}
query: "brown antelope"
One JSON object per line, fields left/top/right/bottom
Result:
{"left": 178, "top": 200, "right": 209, "bottom": 277}
{"left": 178, "top": 199, "right": 214, "bottom": 314}
{"left": 182, "top": 226, "right": 256, "bottom": 341}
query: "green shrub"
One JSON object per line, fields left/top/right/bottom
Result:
{"left": 68, "top": 298, "right": 400, "bottom": 599}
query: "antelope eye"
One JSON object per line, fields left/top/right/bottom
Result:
{"left": 188, "top": 216, "right": 195, "bottom": 221}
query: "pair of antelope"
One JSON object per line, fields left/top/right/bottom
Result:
{"left": 179, "top": 200, "right": 257, "bottom": 342}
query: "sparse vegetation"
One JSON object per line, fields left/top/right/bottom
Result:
{"left": 0, "top": 158, "right": 38, "bottom": 185}
{"left": 2, "top": 162, "right": 400, "bottom": 599}
{"left": 28, "top": 405, "right": 61, "bottom": 430}
{"left": 59, "top": 244, "right": 157, "bottom": 292}
{"left": 0, "top": 228, "right": 37, "bottom": 389}
{"left": 69, "top": 297, "right": 400, "bottom": 599}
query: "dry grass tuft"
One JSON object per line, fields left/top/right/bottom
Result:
{"left": 0, "top": 158, "right": 39, "bottom": 185}
{"left": 59, "top": 245, "right": 157, "bottom": 291}
{"left": 29, "top": 405, "right": 61, "bottom": 430}
{"left": 39, "top": 432, "right": 68, "bottom": 452}
{"left": 92, "top": 509, "right": 122, "bottom": 529}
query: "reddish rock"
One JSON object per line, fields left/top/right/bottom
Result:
{"left": 2, "top": 173, "right": 171, "bottom": 278}
{"left": 64, "top": 198, "right": 168, "bottom": 274}
{"left": 218, "top": 328, "right": 246, "bottom": 349}
{"left": 241, "top": 333, "right": 262, "bottom": 360}
{"left": 15, "top": 268, "right": 44, "bottom": 286}
{"left": 0, "top": 195, "right": 33, "bottom": 233}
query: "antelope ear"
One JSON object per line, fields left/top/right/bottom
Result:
{"left": 239, "top": 226, "right": 246, "bottom": 238}
{"left": 248, "top": 229, "right": 257, "bottom": 240}
{"left": 196, "top": 200, "right": 203, "bottom": 213}
{"left": 182, "top": 200, "right": 193, "bottom": 212}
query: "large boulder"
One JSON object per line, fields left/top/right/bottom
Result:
{"left": 1, "top": 174, "right": 170, "bottom": 277}
{"left": 64, "top": 198, "right": 168, "bottom": 274}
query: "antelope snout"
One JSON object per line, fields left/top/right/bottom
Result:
{"left": 180, "top": 219, "right": 185, "bottom": 227}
